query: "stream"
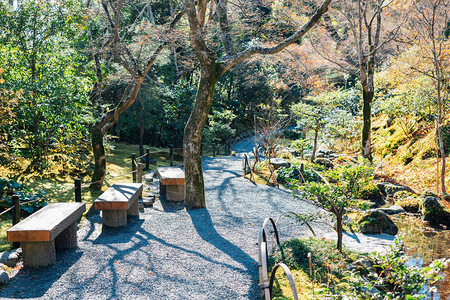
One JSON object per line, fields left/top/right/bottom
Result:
{"left": 392, "top": 214, "right": 450, "bottom": 299}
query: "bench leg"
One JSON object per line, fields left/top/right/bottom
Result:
{"left": 127, "top": 197, "right": 139, "bottom": 216}
{"left": 102, "top": 210, "right": 127, "bottom": 227}
{"left": 159, "top": 182, "right": 166, "bottom": 195}
{"left": 22, "top": 241, "right": 56, "bottom": 267}
{"left": 55, "top": 222, "right": 78, "bottom": 250}
{"left": 167, "top": 185, "right": 185, "bottom": 202}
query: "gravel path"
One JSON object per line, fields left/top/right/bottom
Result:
{"left": 0, "top": 153, "right": 324, "bottom": 299}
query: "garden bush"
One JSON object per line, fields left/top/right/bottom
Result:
{"left": 0, "top": 179, "right": 48, "bottom": 215}
{"left": 276, "top": 163, "right": 320, "bottom": 184}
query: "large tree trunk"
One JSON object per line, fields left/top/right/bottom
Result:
{"left": 90, "top": 125, "right": 106, "bottom": 190}
{"left": 183, "top": 60, "right": 218, "bottom": 208}
{"left": 362, "top": 89, "right": 373, "bottom": 162}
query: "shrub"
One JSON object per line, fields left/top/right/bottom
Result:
{"left": 0, "top": 179, "right": 48, "bottom": 215}
{"left": 283, "top": 129, "right": 303, "bottom": 140}
{"left": 271, "top": 237, "right": 355, "bottom": 284}
{"left": 276, "top": 163, "right": 320, "bottom": 184}
{"left": 362, "top": 239, "right": 448, "bottom": 299}
{"left": 356, "top": 182, "right": 381, "bottom": 200}
{"left": 270, "top": 237, "right": 448, "bottom": 299}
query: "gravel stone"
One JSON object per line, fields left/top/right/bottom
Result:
{"left": 0, "top": 139, "right": 329, "bottom": 299}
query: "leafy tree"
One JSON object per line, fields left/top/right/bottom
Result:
{"left": 203, "top": 109, "right": 236, "bottom": 156}
{"left": 406, "top": 0, "right": 450, "bottom": 195}
{"left": 310, "top": 0, "right": 406, "bottom": 162}
{"left": 292, "top": 95, "right": 331, "bottom": 161}
{"left": 291, "top": 164, "right": 374, "bottom": 252}
{"left": 0, "top": 0, "right": 93, "bottom": 169}
{"left": 86, "top": 0, "right": 185, "bottom": 189}
{"left": 182, "top": 0, "right": 332, "bottom": 208}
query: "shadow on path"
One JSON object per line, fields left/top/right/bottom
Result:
{"left": 0, "top": 250, "right": 83, "bottom": 299}
{"left": 188, "top": 209, "right": 259, "bottom": 298}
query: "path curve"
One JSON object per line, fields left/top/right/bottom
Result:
{"left": 0, "top": 154, "right": 322, "bottom": 299}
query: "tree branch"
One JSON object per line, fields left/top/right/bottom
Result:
{"left": 218, "top": 0, "right": 333, "bottom": 76}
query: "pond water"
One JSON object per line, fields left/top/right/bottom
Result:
{"left": 392, "top": 214, "right": 450, "bottom": 300}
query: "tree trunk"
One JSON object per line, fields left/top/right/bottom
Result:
{"left": 362, "top": 89, "right": 373, "bottom": 162}
{"left": 336, "top": 214, "right": 343, "bottom": 252}
{"left": 183, "top": 60, "right": 218, "bottom": 209}
{"left": 311, "top": 121, "right": 320, "bottom": 162}
{"left": 139, "top": 93, "right": 144, "bottom": 157}
{"left": 90, "top": 125, "right": 106, "bottom": 190}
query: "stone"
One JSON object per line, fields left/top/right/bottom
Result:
{"left": 268, "top": 158, "right": 291, "bottom": 169}
{"left": 142, "top": 197, "right": 154, "bottom": 207}
{"left": 376, "top": 182, "right": 414, "bottom": 196}
{"left": 421, "top": 196, "right": 450, "bottom": 226}
{"left": 314, "top": 158, "right": 334, "bottom": 169}
{"left": 0, "top": 251, "right": 19, "bottom": 268}
{"left": 377, "top": 206, "right": 405, "bottom": 215}
{"left": 0, "top": 271, "right": 9, "bottom": 285}
{"left": 358, "top": 210, "right": 399, "bottom": 235}
{"left": 14, "top": 248, "right": 22, "bottom": 257}
{"left": 144, "top": 171, "right": 156, "bottom": 183}
{"left": 316, "top": 152, "right": 325, "bottom": 158}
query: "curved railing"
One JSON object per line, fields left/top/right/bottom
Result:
{"left": 258, "top": 214, "right": 302, "bottom": 299}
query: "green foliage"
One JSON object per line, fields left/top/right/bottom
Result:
{"left": 271, "top": 237, "right": 448, "bottom": 299}
{"left": 287, "top": 164, "right": 375, "bottom": 251}
{"left": 291, "top": 89, "right": 362, "bottom": 152}
{"left": 290, "top": 139, "right": 311, "bottom": 158}
{"left": 203, "top": 109, "right": 236, "bottom": 150}
{"left": 0, "top": 0, "right": 93, "bottom": 168}
{"left": 360, "top": 239, "right": 448, "bottom": 299}
{"left": 276, "top": 163, "right": 319, "bottom": 185}
{"left": 0, "top": 178, "right": 48, "bottom": 215}
{"left": 282, "top": 129, "right": 302, "bottom": 140}
{"left": 271, "top": 237, "right": 354, "bottom": 283}
{"left": 356, "top": 182, "right": 381, "bottom": 200}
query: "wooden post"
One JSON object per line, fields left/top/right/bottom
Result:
{"left": 12, "top": 194, "right": 20, "bottom": 225}
{"left": 146, "top": 148, "right": 150, "bottom": 170}
{"left": 12, "top": 194, "right": 20, "bottom": 248}
{"left": 300, "top": 163, "right": 304, "bottom": 183}
{"left": 254, "top": 115, "right": 259, "bottom": 163}
{"left": 137, "top": 163, "right": 143, "bottom": 183}
{"left": 170, "top": 147, "right": 174, "bottom": 166}
{"left": 308, "top": 252, "right": 312, "bottom": 277}
{"left": 75, "top": 179, "right": 82, "bottom": 202}
{"left": 132, "top": 153, "right": 136, "bottom": 183}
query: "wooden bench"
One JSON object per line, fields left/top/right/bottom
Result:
{"left": 7, "top": 202, "right": 86, "bottom": 267}
{"left": 94, "top": 183, "right": 143, "bottom": 227}
{"left": 156, "top": 167, "right": 185, "bottom": 202}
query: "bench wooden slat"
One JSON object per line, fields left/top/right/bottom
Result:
{"left": 94, "top": 183, "right": 143, "bottom": 211}
{"left": 156, "top": 167, "right": 185, "bottom": 185}
{"left": 7, "top": 202, "right": 86, "bottom": 242}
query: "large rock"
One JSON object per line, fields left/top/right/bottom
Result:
{"left": 358, "top": 210, "right": 399, "bottom": 235}
{"left": 0, "top": 251, "right": 19, "bottom": 268}
{"left": 269, "top": 158, "right": 291, "bottom": 169}
{"left": 376, "top": 182, "right": 414, "bottom": 197}
{"left": 421, "top": 196, "right": 450, "bottom": 226}
{"left": 377, "top": 206, "right": 405, "bottom": 215}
